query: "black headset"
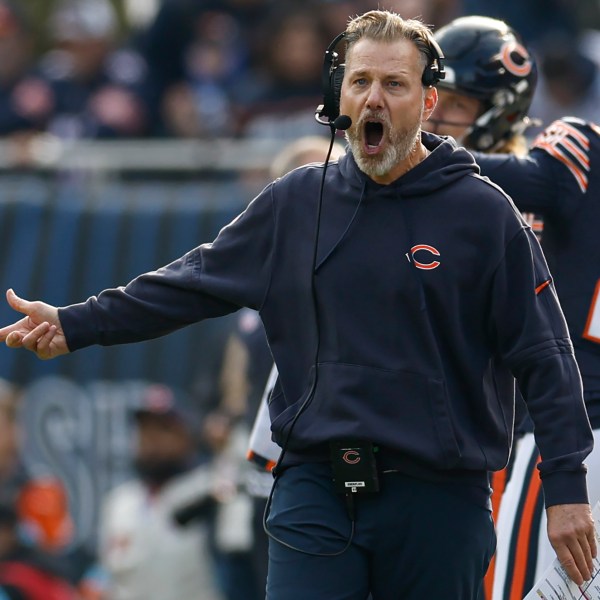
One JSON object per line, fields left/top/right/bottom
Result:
{"left": 315, "top": 30, "right": 446, "bottom": 126}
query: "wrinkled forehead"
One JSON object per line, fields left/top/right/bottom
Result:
{"left": 346, "top": 36, "right": 430, "bottom": 79}
{"left": 345, "top": 37, "right": 425, "bottom": 74}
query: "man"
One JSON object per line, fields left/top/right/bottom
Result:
{"left": 0, "top": 503, "right": 78, "bottom": 600}
{"left": 98, "top": 383, "right": 222, "bottom": 600}
{"left": 0, "top": 10, "right": 595, "bottom": 599}
{"left": 423, "top": 15, "right": 600, "bottom": 599}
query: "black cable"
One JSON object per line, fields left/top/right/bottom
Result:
{"left": 262, "top": 121, "right": 357, "bottom": 557}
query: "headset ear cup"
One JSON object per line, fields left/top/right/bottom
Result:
{"left": 422, "top": 36, "right": 445, "bottom": 87}
{"left": 421, "top": 65, "right": 433, "bottom": 87}
{"left": 330, "top": 65, "right": 345, "bottom": 121}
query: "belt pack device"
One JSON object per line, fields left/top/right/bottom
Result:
{"left": 329, "top": 440, "right": 380, "bottom": 494}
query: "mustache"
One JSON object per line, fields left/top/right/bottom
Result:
{"left": 357, "top": 111, "right": 391, "bottom": 128}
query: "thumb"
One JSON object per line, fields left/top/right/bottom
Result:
{"left": 6, "top": 289, "right": 32, "bottom": 316}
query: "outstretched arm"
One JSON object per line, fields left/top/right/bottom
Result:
{"left": 0, "top": 289, "right": 69, "bottom": 359}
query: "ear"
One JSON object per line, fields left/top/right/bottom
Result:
{"left": 423, "top": 86, "right": 437, "bottom": 121}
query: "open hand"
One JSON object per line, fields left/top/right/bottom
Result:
{"left": 0, "top": 289, "right": 69, "bottom": 359}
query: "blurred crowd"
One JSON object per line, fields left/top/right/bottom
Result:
{"left": 0, "top": 372, "right": 269, "bottom": 600}
{"left": 2, "top": 1, "right": 600, "bottom": 599}
{"left": 0, "top": 0, "right": 598, "bottom": 146}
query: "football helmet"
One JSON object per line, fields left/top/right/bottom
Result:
{"left": 433, "top": 16, "right": 537, "bottom": 150}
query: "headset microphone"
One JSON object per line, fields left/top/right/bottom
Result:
{"left": 331, "top": 115, "right": 352, "bottom": 131}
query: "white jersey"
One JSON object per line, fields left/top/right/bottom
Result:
{"left": 98, "top": 466, "right": 223, "bottom": 600}
{"left": 491, "top": 428, "right": 600, "bottom": 599}
{"left": 247, "top": 365, "right": 281, "bottom": 471}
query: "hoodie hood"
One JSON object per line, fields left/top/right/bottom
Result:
{"left": 339, "top": 131, "right": 480, "bottom": 197}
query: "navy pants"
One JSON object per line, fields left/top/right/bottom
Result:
{"left": 266, "top": 463, "right": 495, "bottom": 600}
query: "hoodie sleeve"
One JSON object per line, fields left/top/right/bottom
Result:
{"left": 59, "top": 185, "right": 276, "bottom": 351}
{"left": 489, "top": 225, "right": 593, "bottom": 507}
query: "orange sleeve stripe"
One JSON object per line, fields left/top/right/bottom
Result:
{"left": 562, "top": 137, "right": 590, "bottom": 170}
{"left": 247, "top": 450, "right": 277, "bottom": 472}
{"left": 535, "top": 280, "right": 551, "bottom": 295}
{"left": 483, "top": 468, "right": 509, "bottom": 600}
{"left": 534, "top": 141, "right": 588, "bottom": 192}
{"left": 561, "top": 121, "right": 590, "bottom": 148}
{"left": 509, "top": 457, "right": 542, "bottom": 600}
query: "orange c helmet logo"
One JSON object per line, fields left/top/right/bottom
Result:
{"left": 410, "top": 244, "right": 441, "bottom": 270}
{"left": 343, "top": 450, "right": 361, "bottom": 464}
{"left": 498, "top": 41, "right": 532, "bottom": 77}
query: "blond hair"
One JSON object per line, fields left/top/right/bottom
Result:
{"left": 344, "top": 10, "right": 434, "bottom": 74}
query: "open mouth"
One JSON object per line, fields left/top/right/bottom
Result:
{"left": 364, "top": 121, "right": 384, "bottom": 153}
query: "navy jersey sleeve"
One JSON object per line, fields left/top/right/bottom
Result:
{"left": 473, "top": 117, "right": 597, "bottom": 220}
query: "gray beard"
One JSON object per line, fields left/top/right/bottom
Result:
{"left": 346, "top": 116, "right": 423, "bottom": 179}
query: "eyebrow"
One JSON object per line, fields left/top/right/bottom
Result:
{"left": 347, "top": 67, "right": 411, "bottom": 79}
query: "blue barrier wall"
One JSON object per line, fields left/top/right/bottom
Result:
{"left": 0, "top": 174, "right": 252, "bottom": 390}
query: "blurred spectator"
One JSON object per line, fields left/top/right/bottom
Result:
{"left": 17, "top": 478, "right": 74, "bottom": 559}
{"left": 319, "top": 0, "right": 370, "bottom": 39}
{"left": 0, "top": 503, "right": 78, "bottom": 600}
{"left": 528, "top": 34, "right": 600, "bottom": 135}
{"left": 0, "top": 382, "right": 81, "bottom": 599}
{"left": 0, "top": 380, "right": 24, "bottom": 508}
{"left": 158, "top": 9, "right": 249, "bottom": 138}
{"left": 0, "top": 381, "right": 102, "bottom": 598}
{"left": 135, "top": 0, "right": 272, "bottom": 137}
{"left": 122, "top": 0, "right": 161, "bottom": 31}
{"left": 237, "top": 3, "right": 331, "bottom": 140}
{"left": 320, "top": 0, "right": 460, "bottom": 35}
{"left": 15, "top": 476, "right": 104, "bottom": 598}
{"left": 98, "top": 383, "right": 223, "bottom": 600}
{"left": 35, "top": 0, "right": 151, "bottom": 139}
{"left": 0, "top": 1, "right": 53, "bottom": 137}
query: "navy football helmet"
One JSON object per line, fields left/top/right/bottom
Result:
{"left": 433, "top": 16, "right": 537, "bottom": 150}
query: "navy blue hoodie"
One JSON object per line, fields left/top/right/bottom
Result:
{"left": 59, "top": 132, "right": 593, "bottom": 507}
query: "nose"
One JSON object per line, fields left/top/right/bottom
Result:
{"left": 365, "top": 82, "right": 384, "bottom": 110}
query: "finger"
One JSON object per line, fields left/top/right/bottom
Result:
{"left": 555, "top": 544, "right": 585, "bottom": 586}
{"left": 562, "top": 559, "right": 584, "bottom": 586}
{"left": 0, "top": 323, "right": 20, "bottom": 343}
{"left": 585, "top": 528, "right": 597, "bottom": 573}
{"left": 573, "top": 535, "right": 595, "bottom": 581}
{"left": 5, "top": 330, "right": 24, "bottom": 348}
{"left": 20, "top": 322, "right": 51, "bottom": 352}
{"left": 564, "top": 542, "right": 591, "bottom": 585}
{"left": 35, "top": 325, "right": 57, "bottom": 359}
{"left": 588, "top": 526, "right": 598, "bottom": 561}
